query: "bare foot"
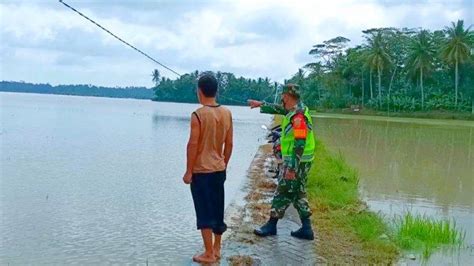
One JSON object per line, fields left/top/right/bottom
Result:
{"left": 192, "top": 252, "right": 216, "bottom": 264}
{"left": 213, "top": 247, "right": 221, "bottom": 259}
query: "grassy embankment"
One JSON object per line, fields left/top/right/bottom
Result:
{"left": 312, "top": 107, "right": 474, "bottom": 121}
{"left": 306, "top": 137, "right": 398, "bottom": 263}
{"left": 306, "top": 138, "right": 465, "bottom": 262}
{"left": 274, "top": 115, "right": 466, "bottom": 263}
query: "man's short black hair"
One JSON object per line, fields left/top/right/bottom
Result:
{"left": 198, "top": 73, "right": 218, "bottom": 97}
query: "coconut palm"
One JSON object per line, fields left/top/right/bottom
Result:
{"left": 364, "top": 31, "right": 392, "bottom": 106}
{"left": 407, "top": 30, "right": 436, "bottom": 110}
{"left": 294, "top": 68, "right": 305, "bottom": 84}
{"left": 151, "top": 69, "right": 161, "bottom": 87}
{"left": 440, "top": 20, "right": 473, "bottom": 107}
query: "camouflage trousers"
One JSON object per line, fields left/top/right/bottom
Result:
{"left": 270, "top": 161, "right": 312, "bottom": 219}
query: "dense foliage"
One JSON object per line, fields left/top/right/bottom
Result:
{"left": 287, "top": 20, "right": 473, "bottom": 113}
{"left": 152, "top": 20, "right": 472, "bottom": 113}
{"left": 152, "top": 70, "right": 276, "bottom": 105}
{"left": 3, "top": 21, "right": 471, "bottom": 114}
{"left": 0, "top": 81, "right": 154, "bottom": 99}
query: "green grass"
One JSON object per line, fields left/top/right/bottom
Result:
{"left": 312, "top": 107, "right": 474, "bottom": 121}
{"left": 305, "top": 138, "right": 466, "bottom": 262}
{"left": 273, "top": 115, "right": 467, "bottom": 262}
{"left": 306, "top": 138, "right": 399, "bottom": 263}
{"left": 307, "top": 149, "right": 359, "bottom": 209}
{"left": 393, "top": 212, "right": 466, "bottom": 259}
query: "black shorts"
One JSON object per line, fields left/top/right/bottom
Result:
{"left": 190, "top": 170, "right": 227, "bottom": 235}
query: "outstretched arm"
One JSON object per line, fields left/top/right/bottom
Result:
{"left": 248, "top": 100, "right": 287, "bottom": 115}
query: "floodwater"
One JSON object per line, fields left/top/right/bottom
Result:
{"left": 313, "top": 113, "right": 474, "bottom": 264}
{"left": 0, "top": 92, "right": 268, "bottom": 264}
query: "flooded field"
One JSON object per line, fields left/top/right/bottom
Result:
{"left": 0, "top": 92, "right": 267, "bottom": 264}
{"left": 313, "top": 113, "right": 474, "bottom": 264}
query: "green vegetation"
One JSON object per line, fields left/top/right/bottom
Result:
{"left": 0, "top": 81, "right": 154, "bottom": 99}
{"left": 152, "top": 70, "right": 275, "bottom": 105}
{"left": 5, "top": 21, "right": 471, "bottom": 119}
{"left": 306, "top": 136, "right": 466, "bottom": 262}
{"left": 287, "top": 20, "right": 473, "bottom": 114}
{"left": 151, "top": 20, "right": 472, "bottom": 118}
{"left": 393, "top": 212, "right": 466, "bottom": 259}
{"left": 306, "top": 137, "right": 398, "bottom": 263}
{"left": 311, "top": 107, "right": 474, "bottom": 120}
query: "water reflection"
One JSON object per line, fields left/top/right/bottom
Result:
{"left": 0, "top": 93, "right": 268, "bottom": 264}
{"left": 313, "top": 116, "right": 474, "bottom": 249}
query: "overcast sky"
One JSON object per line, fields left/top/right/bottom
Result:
{"left": 0, "top": 0, "right": 472, "bottom": 87}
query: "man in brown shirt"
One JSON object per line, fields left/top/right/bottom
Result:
{"left": 182, "top": 73, "right": 233, "bottom": 263}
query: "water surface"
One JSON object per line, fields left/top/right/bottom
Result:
{"left": 0, "top": 92, "right": 268, "bottom": 264}
{"left": 313, "top": 113, "right": 474, "bottom": 263}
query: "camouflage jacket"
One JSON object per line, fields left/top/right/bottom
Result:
{"left": 260, "top": 101, "right": 308, "bottom": 171}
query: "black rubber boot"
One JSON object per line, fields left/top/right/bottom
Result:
{"left": 254, "top": 217, "right": 278, "bottom": 237}
{"left": 291, "top": 217, "right": 314, "bottom": 240}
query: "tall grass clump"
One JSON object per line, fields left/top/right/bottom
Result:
{"left": 393, "top": 212, "right": 466, "bottom": 259}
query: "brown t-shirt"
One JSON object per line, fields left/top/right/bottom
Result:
{"left": 192, "top": 105, "right": 232, "bottom": 174}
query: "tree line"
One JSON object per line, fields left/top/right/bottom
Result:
{"left": 152, "top": 70, "right": 276, "bottom": 106}
{"left": 3, "top": 20, "right": 470, "bottom": 114}
{"left": 287, "top": 20, "right": 473, "bottom": 113}
{"left": 152, "top": 20, "right": 472, "bottom": 113}
{"left": 0, "top": 81, "right": 154, "bottom": 99}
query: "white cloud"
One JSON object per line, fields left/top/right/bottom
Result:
{"left": 0, "top": 0, "right": 471, "bottom": 87}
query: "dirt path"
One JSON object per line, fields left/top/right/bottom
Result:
{"left": 221, "top": 145, "right": 326, "bottom": 265}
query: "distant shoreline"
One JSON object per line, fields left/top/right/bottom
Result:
{"left": 0, "top": 81, "right": 154, "bottom": 100}
{"left": 0, "top": 90, "right": 249, "bottom": 107}
{"left": 312, "top": 107, "right": 474, "bottom": 121}
{"left": 0, "top": 90, "right": 153, "bottom": 102}
{"left": 2, "top": 87, "right": 472, "bottom": 121}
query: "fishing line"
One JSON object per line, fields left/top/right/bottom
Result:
{"left": 59, "top": 0, "right": 279, "bottom": 105}
{"left": 58, "top": 0, "right": 181, "bottom": 77}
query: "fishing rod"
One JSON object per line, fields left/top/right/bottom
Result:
{"left": 58, "top": 0, "right": 181, "bottom": 77}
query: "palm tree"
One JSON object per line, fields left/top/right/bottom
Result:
{"left": 151, "top": 69, "right": 161, "bottom": 87}
{"left": 294, "top": 68, "right": 305, "bottom": 84}
{"left": 407, "top": 30, "right": 435, "bottom": 110}
{"left": 365, "top": 31, "right": 391, "bottom": 106}
{"left": 440, "top": 20, "right": 473, "bottom": 107}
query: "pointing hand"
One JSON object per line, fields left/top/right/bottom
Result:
{"left": 248, "top": 100, "right": 263, "bottom": 109}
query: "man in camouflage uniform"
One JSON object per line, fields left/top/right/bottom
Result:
{"left": 248, "top": 84, "right": 315, "bottom": 240}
